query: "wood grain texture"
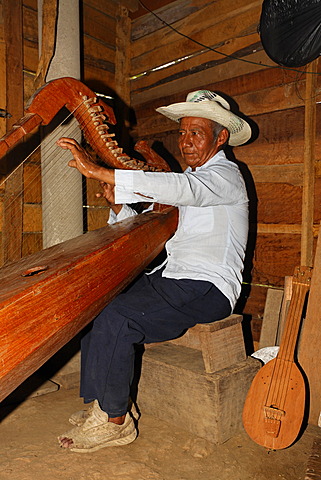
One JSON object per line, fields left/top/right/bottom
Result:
{"left": 0, "top": 207, "right": 177, "bottom": 401}
{"left": 299, "top": 228, "right": 321, "bottom": 425}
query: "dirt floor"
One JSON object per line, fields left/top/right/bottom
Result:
{"left": 0, "top": 383, "right": 319, "bottom": 480}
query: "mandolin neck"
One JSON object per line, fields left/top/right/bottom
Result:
{"left": 278, "top": 268, "right": 311, "bottom": 362}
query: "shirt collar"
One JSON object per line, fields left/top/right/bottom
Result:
{"left": 185, "top": 149, "right": 227, "bottom": 172}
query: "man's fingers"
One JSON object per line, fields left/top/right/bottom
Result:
{"left": 57, "top": 137, "right": 83, "bottom": 152}
{"left": 68, "top": 159, "right": 77, "bottom": 168}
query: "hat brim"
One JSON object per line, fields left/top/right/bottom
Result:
{"left": 156, "top": 100, "right": 251, "bottom": 147}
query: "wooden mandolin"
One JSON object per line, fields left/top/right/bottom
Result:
{"left": 242, "top": 265, "right": 312, "bottom": 450}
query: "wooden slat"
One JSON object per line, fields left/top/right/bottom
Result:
{"left": 83, "top": 3, "right": 116, "bottom": 46}
{"left": 131, "top": 0, "right": 207, "bottom": 40}
{"left": 83, "top": 35, "right": 115, "bottom": 67}
{"left": 255, "top": 183, "right": 302, "bottom": 224}
{"left": 2, "top": 0, "right": 24, "bottom": 265}
{"left": 83, "top": 0, "right": 117, "bottom": 17}
{"left": 131, "top": 33, "right": 263, "bottom": 92}
{"left": 134, "top": 66, "right": 304, "bottom": 118}
{"left": 133, "top": 75, "right": 315, "bottom": 135}
{"left": 252, "top": 234, "right": 302, "bottom": 286}
{"left": 83, "top": 65, "right": 115, "bottom": 93}
{"left": 115, "top": 4, "right": 131, "bottom": 104}
{"left": 250, "top": 164, "right": 303, "bottom": 185}
{"left": 301, "top": 59, "right": 318, "bottom": 267}
{"left": 22, "top": 232, "right": 42, "bottom": 257}
{"left": 259, "top": 288, "right": 283, "bottom": 348}
{"left": 0, "top": 2, "right": 6, "bottom": 144}
{"left": 23, "top": 203, "right": 42, "bottom": 232}
{"left": 131, "top": 0, "right": 261, "bottom": 66}
{"left": 299, "top": 227, "right": 321, "bottom": 425}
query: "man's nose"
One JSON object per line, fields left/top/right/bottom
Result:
{"left": 181, "top": 133, "right": 192, "bottom": 146}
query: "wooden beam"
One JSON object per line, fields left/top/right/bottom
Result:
{"left": 0, "top": 207, "right": 178, "bottom": 401}
{"left": 299, "top": 223, "right": 321, "bottom": 425}
{"left": 301, "top": 59, "right": 318, "bottom": 267}
{"left": 115, "top": 4, "right": 131, "bottom": 105}
{"left": 2, "top": 0, "right": 24, "bottom": 265}
{"left": 115, "top": 4, "right": 131, "bottom": 149}
{"left": 0, "top": 2, "right": 6, "bottom": 142}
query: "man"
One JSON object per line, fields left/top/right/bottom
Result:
{"left": 57, "top": 90, "right": 251, "bottom": 452}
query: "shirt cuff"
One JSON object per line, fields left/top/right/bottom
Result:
{"left": 107, "top": 204, "right": 138, "bottom": 225}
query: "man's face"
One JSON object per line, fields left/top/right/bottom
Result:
{"left": 178, "top": 117, "right": 222, "bottom": 170}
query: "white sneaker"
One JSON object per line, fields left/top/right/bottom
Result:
{"left": 59, "top": 401, "right": 137, "bottom": 452}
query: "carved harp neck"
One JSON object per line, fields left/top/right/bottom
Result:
{"left": 0, "top": 77, "right": 171, "bottom": 173}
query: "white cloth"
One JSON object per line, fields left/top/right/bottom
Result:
{"left": 111, "top": 150, "right": 248, "bottom": 309}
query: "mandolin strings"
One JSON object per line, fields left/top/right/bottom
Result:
{"left": 264, "top": 276, "right": 309, "bottom": 413}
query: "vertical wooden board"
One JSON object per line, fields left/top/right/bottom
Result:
{"left": 23, "top": 162, "right": 42, "bottom": 203}
{"left": 87, "top": 207, "right": 110, "bottom": 231}
{"left": 0, "top": 2, "right": 6, "bottom": 141}
{"left": 298, "top": 230, "right": 321, "bottom": 425}
{"left": 2, "top": 0, "right": 24, "bottom": 264}
{"left": 23, "top": 203, "right": 42, "bottom": 232}
{"left": 0, "top": 199, "right": 2, "bottom": 231}
{"left": 301, "top": 59, "right": 318, "bottom": 268}
{"left": 115, "top": 4, "right": 131, "bottom": 104}
{"left": 23, "top": 42, "right": 38, "bottom": 74}
{"left": 259, "top": 288, "right": 284, "bottom": 348}
{"left": 86, "top": 177, "right": 104, "bottom": 206}
{"left": 22, "top": 232, "right": 42, "bottom": 257}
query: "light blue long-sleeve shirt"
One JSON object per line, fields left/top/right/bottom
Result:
{"left": 109, "top": 150, "right": 248, "bottom": 309}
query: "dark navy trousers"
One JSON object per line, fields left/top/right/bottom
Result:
{"left": 80, "top": 268, "right": 231, "bottom": 417}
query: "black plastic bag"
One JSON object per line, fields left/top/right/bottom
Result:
{"left": 260, "top": 0, "right": 321, "bottom": 67}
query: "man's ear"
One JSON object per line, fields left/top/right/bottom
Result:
{"left": 216, "top": 128, "right": 229, "bottom": 147}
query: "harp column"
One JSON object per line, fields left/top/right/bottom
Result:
{"left": 38, "top": 0, "right": 83, "bottom": 248}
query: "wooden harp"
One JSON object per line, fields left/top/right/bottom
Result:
{"left": 0, "top": 77, "right": 178, "bottom": 402}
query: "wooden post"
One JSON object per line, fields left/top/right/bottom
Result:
{"left": 115, "top": 4, "right": 131, "bottom": 106}
{"left": 0, "top": 3, "right": 6, "bottom": 143}
{"left": 1, "top": 0, "right": 24, "bottom": 265}
{"left": 298, "top": 224, "right": 321, "bottom": 425}
{"left": 301, "top": 59, "right": 318, "bottom": 267}
{"left": 115, "top": 4, "right": 132, "bottom": 150}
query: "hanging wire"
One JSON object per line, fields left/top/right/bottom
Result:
{"left": 137, "top": 0, "right": 321, "bottom": 77}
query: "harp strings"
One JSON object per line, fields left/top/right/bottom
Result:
{"left": 0, "top": 101, "right": 106, "bottom": 265}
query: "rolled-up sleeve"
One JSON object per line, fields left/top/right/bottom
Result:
{"left": 114, "top": 152, "right": 247, "bottom": 207}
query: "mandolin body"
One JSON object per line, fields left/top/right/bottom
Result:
{"left": 242, "top": 357, "right": 306, "bottom": 449}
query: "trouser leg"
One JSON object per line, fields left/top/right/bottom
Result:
{"left": 80, "top": 269, "right": 231, "bottom": 418}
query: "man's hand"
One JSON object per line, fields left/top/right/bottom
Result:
{"left": 96, "top": 181, "right": 122, "bottom": 215}
{"left": 57, "top": 137, "right": 115, "bottom": 186}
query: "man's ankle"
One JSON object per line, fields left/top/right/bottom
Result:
{"left": 108, "top": 414, "right": 126, "bottom": 425}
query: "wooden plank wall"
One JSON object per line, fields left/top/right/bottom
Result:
{"left": 1, "top": 0, "right": 320, "bottom": 344}
{"left": 0, "top": 0, "right": 126, "bottom": 266}
{"left": 129, "top": 0, "right": 321, "bottom": 344}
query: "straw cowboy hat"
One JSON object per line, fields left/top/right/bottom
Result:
{"left": 156, "top": 90, "right": 251, "bottom": 147}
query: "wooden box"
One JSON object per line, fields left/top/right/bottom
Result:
{"left": 137, "top": 343, "right": 261, "bottom": 444}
